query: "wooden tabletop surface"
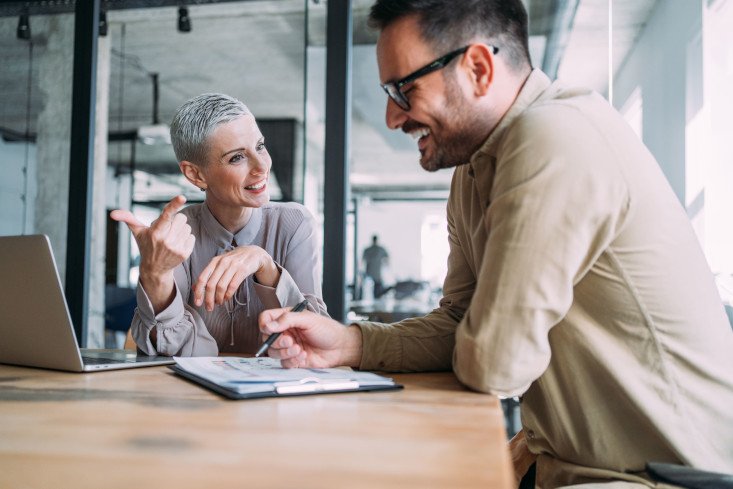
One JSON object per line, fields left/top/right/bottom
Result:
{"left": 0, "top": 363, "right": 513, "bottom": 489}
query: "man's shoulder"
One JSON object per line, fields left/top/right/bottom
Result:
{"left": 499, "top": 89, "right": 626, "bottom": 171}
{"left": 511, "top": 85, "right": 611, "bottom": 141}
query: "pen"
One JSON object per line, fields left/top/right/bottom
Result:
{"left": 254, "top": 299, "right": 310, "bottom": 357}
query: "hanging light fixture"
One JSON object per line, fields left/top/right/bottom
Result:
{"left": 17, "top": 13, "right": 31, "bottom": 41}
{"left": 177, "top": 7, "right": 192, "bottom": 33}
{"left": 99, "top": 9, "right": 108, "bottom": 37}
{"left": 137, "top": 73, "right": 171, "bottom": 146}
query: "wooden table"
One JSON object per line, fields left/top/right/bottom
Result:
{"left": 0, "top": 364, "right": 513, "bottom": 489}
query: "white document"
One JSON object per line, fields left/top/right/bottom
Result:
{"left": 173, "top": 357, "right": 396, "bottom": 395}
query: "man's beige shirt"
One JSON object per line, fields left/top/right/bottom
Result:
{"left": 359, "top": 70, "right": 733, "bottom": 487}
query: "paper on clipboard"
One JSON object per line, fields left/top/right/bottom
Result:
{"left": 171, "top": 357, "right": 400, "bottom": 398}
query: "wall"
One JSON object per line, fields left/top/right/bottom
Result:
{"left": 702, "top": 0, "right": 733, "bottom": 274}
{"left": 0, "top": 139, "right": 36, "bottom": 236}
{"left": 356, "top": 200, "right": 448, "bottom": 286}
{"left": 613, "top": 0, "right": 703, "bottom": 205}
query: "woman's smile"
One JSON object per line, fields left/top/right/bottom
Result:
{"left": 244, "top": 178, "right": 267, "bottom": 193}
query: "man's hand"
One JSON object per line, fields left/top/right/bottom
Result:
{"left": 193, "top": 245, "right": 280, "bottom": 311}
{"left": 110, "top": 195, "right": 195, "bottom": 313}
{"left": 258, "top": 308, "right": 363, "bottom": 369}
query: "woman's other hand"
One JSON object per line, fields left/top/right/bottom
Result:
{"left": 193, "top": 245, "right": 280, "bottom": 311}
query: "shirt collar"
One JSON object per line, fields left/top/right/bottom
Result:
{"left": 464, "top": 69, "right": 552, "bottom": 209}
{"left": 200, "top": 202, "right": 263, "bottom": 250}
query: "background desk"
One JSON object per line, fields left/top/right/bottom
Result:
{"left": 0, "top": 364, "right": 512, "bottom": 489}
{"left": 349, "top": 298, "right": 434, "bottom": 323}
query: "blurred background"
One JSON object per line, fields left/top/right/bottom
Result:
{"left": 1, "top": 0, "right": 732, "bottom": 363}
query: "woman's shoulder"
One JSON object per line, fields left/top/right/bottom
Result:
{"left": 180, "top": 201, "right": 205, "bottom": 220}
{"left": 261, "top": 202, "right": 313, "bottom": 220}
{"left": 260, "top": 202, "right": 316, "bottom": 233}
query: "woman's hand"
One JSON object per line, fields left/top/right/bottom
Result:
{"left": 112, "top": 195, "right": 194, "bottom": 279}
{"left": 193, "top": 245, "right": 280, "bottom": 311}
{"left": 111, "top": 195, "right": 195, "bottom": 314}
{"left": 259, "top": 308, "right": 363, "bottom": 368}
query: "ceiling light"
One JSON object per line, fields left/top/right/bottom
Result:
{"left": 17, "top": 13, "right": 30, "bottom": 41}
{"left": 178, "top": 7, "right": 191, "bottom": 33}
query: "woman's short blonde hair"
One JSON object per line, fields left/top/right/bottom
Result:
{"left": 170, "top": 92, "right": 251, "bottom": 166}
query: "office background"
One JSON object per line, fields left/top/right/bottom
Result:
{"left": 1, "top": 0, "right": 732, "bottom": 348}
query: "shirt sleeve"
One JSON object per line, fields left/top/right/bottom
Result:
{"left": 453, "top": 105, "right": 630, "bottom": 397}
{"left": 130, "top": 263, "right": 219, "bottom": 357}
{"left": 358, "top": 185, "right": 476, "bottom": 372}
{"left": 252, "top": 207, "right": 329, "bottom": 316}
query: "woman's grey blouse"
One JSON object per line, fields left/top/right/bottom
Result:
{"left": 131, "top": 202, "right": 328, "bottom": 356}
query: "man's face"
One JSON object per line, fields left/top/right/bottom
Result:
{"left": 376, "top": 15, "right": 486, "bottom": 172}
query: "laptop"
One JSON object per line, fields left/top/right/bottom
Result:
{"left": 0, "top": 234, "right": 175, "bottom": 372}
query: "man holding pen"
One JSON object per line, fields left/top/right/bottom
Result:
{"left": 260, "top": 0, "right": 733, "bottom": 486}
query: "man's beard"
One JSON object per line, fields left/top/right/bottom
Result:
{"left": 417, "top": 80, "right": 487, "bottom": 173}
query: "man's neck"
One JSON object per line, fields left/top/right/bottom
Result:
{"left": 485, "top": 67, "right": 533, "bottom": 138}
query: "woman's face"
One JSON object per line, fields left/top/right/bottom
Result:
{"left": 199, "top": 114, "right": 272, "bottom": 210}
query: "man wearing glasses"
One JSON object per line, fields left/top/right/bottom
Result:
{"left": 260, "top": 0, "right": 733, "bottom": 486}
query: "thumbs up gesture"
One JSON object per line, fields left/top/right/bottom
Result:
{"left": 111, "top": 195, "right": 195, "bottom": 312}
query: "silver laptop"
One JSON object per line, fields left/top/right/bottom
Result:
{"left": 0, "top": 234, "right": 174, "bottom": 372}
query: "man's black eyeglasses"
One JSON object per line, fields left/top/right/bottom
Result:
{"left": 380, "top": 44, "right": 499, "bottom": 111}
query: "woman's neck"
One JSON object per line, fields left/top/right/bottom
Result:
{"left": 205, "top": 199, "right": 254, "bottom": 234}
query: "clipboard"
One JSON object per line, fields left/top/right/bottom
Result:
{"left": 169, "top": 357, "right": 403, "bottom": 400}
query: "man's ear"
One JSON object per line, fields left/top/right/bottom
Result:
{"left": 463, "top": 43, "right": 494, "bottom": 97}
{"left": 179, "top": 160, "right": 207, "bottom": 190}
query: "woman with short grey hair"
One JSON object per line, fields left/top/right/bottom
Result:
{"left": 112, "top": 93, "right": 327, "bottom": 356}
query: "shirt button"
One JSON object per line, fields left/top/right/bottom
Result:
{"left": 526, "top": 430, "right": 535, "bottom": 440}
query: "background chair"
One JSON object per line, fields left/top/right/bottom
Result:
{"left": 104, "top": 285, "right": 136, "bottom": 349}
{"left": 647, "top": 462, "right": 733, "bottom": 489}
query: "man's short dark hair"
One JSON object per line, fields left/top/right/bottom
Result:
{"left": 368, "top": 0, "right": 531, "bottom": 72}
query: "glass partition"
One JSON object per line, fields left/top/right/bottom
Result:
{"left": 347, "top": 1, "right": 452, "bottom": 320}
{"left": 103, "top": 0, "right": 309, "bottom": 346}
{"left": 345, "top": 0, "right": 620, "bottom": 321}
{"left": 0, "top": 10, "right": 75, "bottom": 271}
{"left": 344, "top": 0, "right": 733, "bottom": 334}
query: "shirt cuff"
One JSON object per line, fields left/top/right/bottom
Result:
{"left": 134, "top": 282, "right": 187, "bottom": 352}
{"left": 253, "top": 264, "right": 304, "bottom": 309}
{"left": 356, "top": 321, "right": 404, "bottom": 371}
